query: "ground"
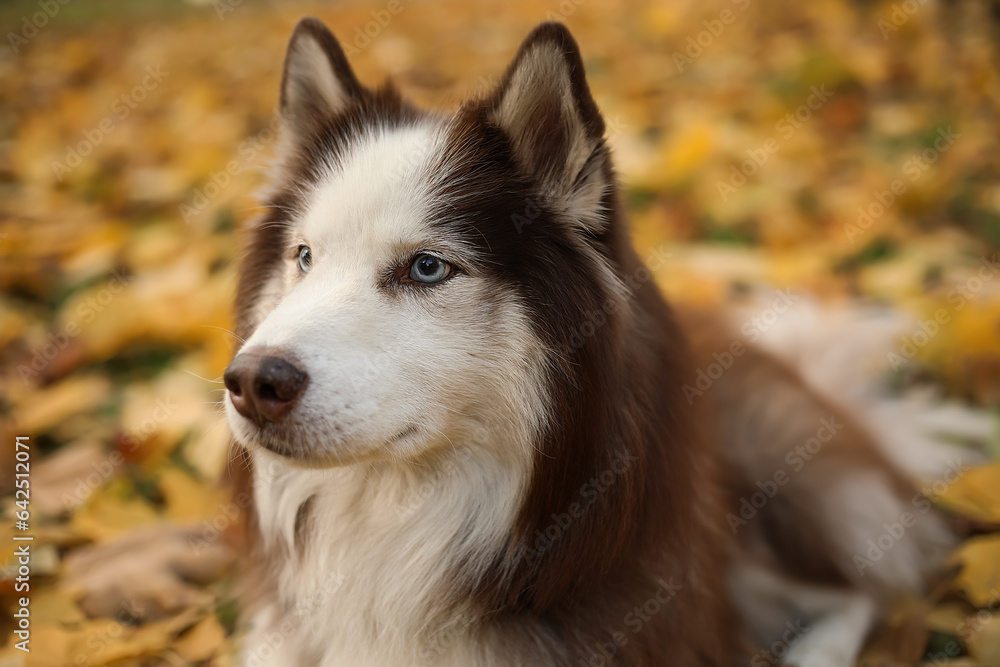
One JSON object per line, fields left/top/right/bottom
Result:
{"left": 1, "top": 0, "right": 999, "bottom": 664}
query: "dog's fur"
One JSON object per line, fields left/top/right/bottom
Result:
{"left": 226, "top": 19, "right": 973, "bottom": 666}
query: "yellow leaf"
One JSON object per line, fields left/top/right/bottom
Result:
{"left": 174, "top": 613, "right": 227, "bottom": 662}
{"left": 30, "top": 586, "right": 86, "bottom": 625}
{"left": 951, "top": 535, "right": 1000, "bottom": 607}
{"left": 0, "top": 299, "right": 29, "bottom": 351}
{"left": 14, "top": 375, "right": 111, "bottom": 435}
{"left": 658, "top": 122, "right": 715, "bottom": 186}
{"left": 70, "top": 491, "right": 160, "bottom": 544}
{"left": 937, "top": 462, "right": 1000, "bottom": 524}
{"left": 68, "top": 607, "right": 203, "bottom": 666}
{"left": 640, "top": 5, "right": 681, "bottom": 36}
{"left": 159, "top": 467, "right": 227, "bottom": 522}
{"left": 21, "top": 624, "right": 74, "bottom": 667}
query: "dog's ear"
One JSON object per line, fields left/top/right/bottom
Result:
{"left": 488, "top": 22, "right": 611, "bottom": 233}
{"left": 279, "top": 17, "right": 364, "bottom": 140}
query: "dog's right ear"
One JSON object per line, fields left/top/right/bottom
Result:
{"left": 279, "top": 17, "right": 364, "bottom": 140}
{"left": 486, "top": 23, "right": 611, "bottom": 235}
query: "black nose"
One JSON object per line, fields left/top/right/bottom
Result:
{"left": 224, "top": 349, "right": 309, "bottom": 427}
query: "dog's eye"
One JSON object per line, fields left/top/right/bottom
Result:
{"left": 409, "top": 254, "right": 451, "bottom": 284}
{"left": 298, "top": 246, "right": 312, "bottom": 274}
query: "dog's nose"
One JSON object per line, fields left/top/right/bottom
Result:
{"left": 224, "top": 350, "right": 309, "bottom": 427}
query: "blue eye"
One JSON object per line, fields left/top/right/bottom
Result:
{"left": 298, "top": 246, "right": 312, "bottom": 274}
{"left": 409, "top": 254, "right": 452, "bottom": 284}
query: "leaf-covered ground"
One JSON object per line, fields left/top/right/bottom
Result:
{"left": 1, "top": 0, "right": 999, "bottom": 664}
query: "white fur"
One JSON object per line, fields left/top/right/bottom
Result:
{"left": 819, "top": 469, "right": 954, "bottom": 596}
{"left": 243, "top": 448, "right": 525, "bottom": 666}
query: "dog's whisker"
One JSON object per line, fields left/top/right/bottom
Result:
{"left": 198, "top": 324, "right": 247, "bottom": 345}
{"left": 183, "top": 368, "right": 226, "bottom": 383}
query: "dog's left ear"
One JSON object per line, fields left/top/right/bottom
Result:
{"left": 488, "top": 22, "right": 611, "bottom": 233}
{"left": 279, "top": 17, "right": 364, "bottom": 142}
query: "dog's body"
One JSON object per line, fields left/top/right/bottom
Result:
{"left": 225, "top": 19, "right": 971, "bottom": 666}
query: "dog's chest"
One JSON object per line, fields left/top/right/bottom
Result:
{"left": 243, "top": 458, "right": 523, "bottom": 666}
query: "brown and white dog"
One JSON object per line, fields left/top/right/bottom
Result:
{"left": 223, "top": 18, "right": 976, "bottom": 666}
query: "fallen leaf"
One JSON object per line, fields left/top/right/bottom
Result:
{"left": 13, "top": 375, "right": 111, "bottom": 435}
{"left": 64, "top": 524, "right": 234, "bottom": 621}
{"left": 938, "top": 462, "right": 1000, "bottom": 525}
{"left": 30, "top": 587, "right": 87, "bottom": 625}
{"left": 159, "top": 466, "right": 227, "bottom": 522}
{"left": 67, "top": 606, "right": 205, "bottom": 666}
{"left": 30, "top": 440, "right": 108, "bottom": 516}
{"left": 174, "top": 613, "right": 227, "bottom": 662}
{"left": 70, "top": 490, "right": 160, "bottom": 544}
{"left": 951, "top": 535, "right": 1000, "bottom": 608}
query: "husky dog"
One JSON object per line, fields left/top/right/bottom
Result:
{"left": 224, "top": 18, "right": 972, "bottom": 666}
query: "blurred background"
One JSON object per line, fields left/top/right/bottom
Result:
{"left": 1, "top": 0, "right": 999, "bottom": 664}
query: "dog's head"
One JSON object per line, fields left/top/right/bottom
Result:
{"left": 226, "top": 18, "right": 626, "bottom": 468}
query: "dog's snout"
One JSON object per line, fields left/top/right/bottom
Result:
{"left": 224, "top": 350, "right": 309, "bottom": 427}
